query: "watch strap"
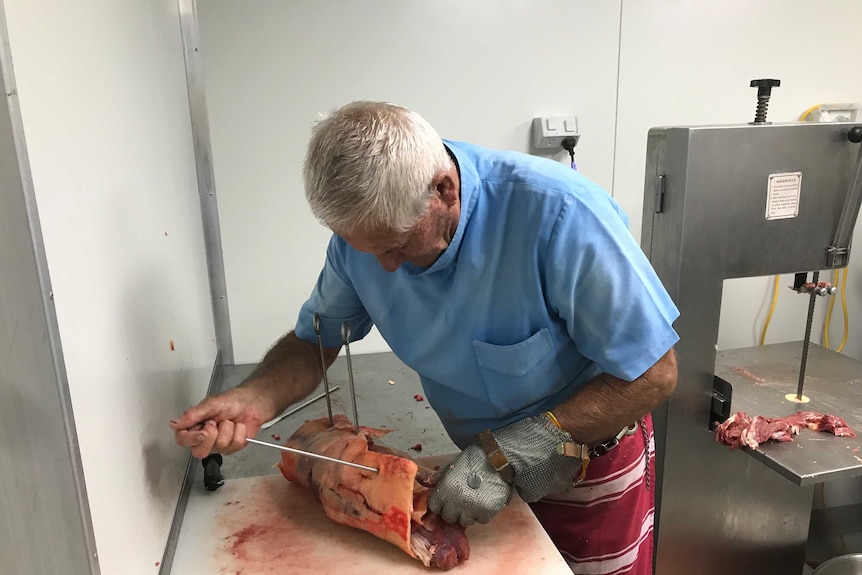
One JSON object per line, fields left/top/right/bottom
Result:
{"left": 477, "top": 430, "right": 516, "bottom": 484}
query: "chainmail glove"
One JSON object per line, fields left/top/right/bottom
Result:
{"left": 427, "top": 444, "right": 513, "bottom": 526}
{"left": 493, "top": 414, "right": 584, "bottom": 502}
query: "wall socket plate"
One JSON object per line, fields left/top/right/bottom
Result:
{"left": 531, "top": 116, "right": 579, "bottom": 149}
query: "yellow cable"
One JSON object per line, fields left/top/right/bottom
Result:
{"left": 760, "top": 275, "right": 781, "bottom": 346}
{"left": 823, "top": 269, "right": 839, "bottom": 348}
{"left": 837, "top": 268, "right": 849, "bottom": 353}
{"left": 799, "top": 104, "right": 821, "bottom": 121}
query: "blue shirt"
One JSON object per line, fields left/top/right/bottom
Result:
{"left": 296, "top": 140, "right": 680, "bottom": 448}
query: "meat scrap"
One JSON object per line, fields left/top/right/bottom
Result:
{"left": 714, "top": 411, "right": 855, "bottom": 450}
{"left": 414, "top": 394, "right": 425, "bottom": 402}
{"left": 277, "top": 415, "right": 469, "bottom": 570}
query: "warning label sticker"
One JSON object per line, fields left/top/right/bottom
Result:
{"left": 765, "top": 172, "right": 802, "bottom": 220}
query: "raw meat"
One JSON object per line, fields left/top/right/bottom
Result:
{"left": 714, "top": 410, "right": 856, "bottom": 450}
{"left": 276, "top": 415, "right": 469, "bottom": 570}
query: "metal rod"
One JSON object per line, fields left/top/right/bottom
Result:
{"left": 797, "top": 270, "right": 819, "bottom": 400}
{"left": 341, "top": 322, "right": 360, "bottom": 434}
{"left": 312, "top": 313, "right": 334, "bottom": 426}
{"left": 260, "top": 385, "right": 341, "bottom": 430}
{"left": 245, "top": 438, "right": 378, "bottom": 473}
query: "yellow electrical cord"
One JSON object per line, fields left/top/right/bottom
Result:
{"left": 820, "top": 268, "right": 849, "bottom": 352}
{"left": 823, "top": 269, "right": 839, "bottom": 348}
{"left": 760, "top": 274, "right": 781, "bottom": 346}
{"left": 798, "top": 104, "right": 821, "bottom": 122}
{"left": 837, "top": 267, "right": 849, "bottom": 352}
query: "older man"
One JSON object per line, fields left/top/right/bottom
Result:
{"left": 172, "top": 101, "right": 679, "bottom": 575}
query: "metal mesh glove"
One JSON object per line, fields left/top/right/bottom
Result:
{"left": 427, "top": 444, "right": 513, "bottom": 526}
{"left": 494, "top": 414, "right": 583, "bottom": 502}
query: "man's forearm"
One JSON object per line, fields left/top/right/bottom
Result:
{"left": 552, "top": 348, "right": 677, "bottom": 445}
{"left": 240, "top": 331, "right": 341, "bottom": 421}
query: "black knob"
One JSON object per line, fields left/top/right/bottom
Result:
{"left": 750, "top": 79, "right": 781, "bottom": 97}
{"left": 849, "top": 126, "right": 862, "bottom": 144}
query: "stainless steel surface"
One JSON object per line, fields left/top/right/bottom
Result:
{"left": 178, "top": 0, "right": 234, "bottom": 365}
{"left": 208, "top": 355, "right": 457, "bottom": 481}
{"left": 798, "top": 271, "right": 821, "bottom": 398}
{"left": 261, "top": 385, "right": 341, "bottom": 429}
{"left": 812, "top": 554, "right": 862, "bottom": 575}
{"left": 159, "top": 353, "right": 221, "bottom": 575}
{"left": 313, "top": 312, "right": 335, "bottom": 426}
{"left": 0, "top": 2, "right": 98, "bottom": 572}
{"left": 642, "top": 121, "right": 862, "bottom": 575}
{"left": 715, "top": 342, "right": 862, "bottom": 486}
{"left": 246, "top": 438, "right": 380, "bottom": 473}
{"left": 341, "top": 322, "right": 360, "bottom": 434}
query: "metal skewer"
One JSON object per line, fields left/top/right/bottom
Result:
{"left": 313, "top": 313, "right": 335, "bottom": 426}
{"left": 341, "top": 322, "right": 360, "bottom": 434}
{"left": 260, "top": 385, "right": 341, "bottom": 430}
{"left": 245, "top": 438, "right": 378, "bottom": 473}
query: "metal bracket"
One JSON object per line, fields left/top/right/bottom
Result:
{"left": 827, "top": 246, "right": 850, "bottom": 268}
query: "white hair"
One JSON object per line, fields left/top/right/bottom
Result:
{"left": 303, "top": 101, "right": 453, "bottom": 235}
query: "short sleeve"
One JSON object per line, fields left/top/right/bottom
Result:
{"left": 546, "top": 191, "right": 680, "bottom": 381}
{"left": 294, "top": 236, "right": 374, "bottom": 348}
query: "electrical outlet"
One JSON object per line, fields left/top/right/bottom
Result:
{"left": 531, "top": 116, "right": 579, "bottom": 149}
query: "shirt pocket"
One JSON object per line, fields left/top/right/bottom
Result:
{"left": 472, "top": 328, "right": 568, "bottom": 418}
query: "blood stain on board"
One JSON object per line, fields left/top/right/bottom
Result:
{"left": 229, "top": 524, "right": 270, "bottom": 560}
{"left": 212, "top": 478, "right": 323, "bottom": 574}
{"left": 733, "top": 367, "right": 765, "bottom": 384}
{"left": 413, "top": 394, "right": 424, "bottom": 401}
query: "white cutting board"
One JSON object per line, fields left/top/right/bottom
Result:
{"left": 171, "top": 469, "right": 570, "bottom": 574}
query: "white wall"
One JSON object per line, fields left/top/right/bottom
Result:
{"left": 3, "top": 0, "right": 216, "bottom": 573}
{"left": 200, "top": 0, "right": 862, "bottom": 362}
{"left": 197, "top": 0, "right": 622, "bottom": 363}
{"left": 615, "top": 0, "right": 862, "bottom": 354}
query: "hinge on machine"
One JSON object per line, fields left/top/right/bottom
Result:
{"left": 654, "top": 174, "right": 666, "bottom": 213}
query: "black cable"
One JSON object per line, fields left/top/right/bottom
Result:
{"left": 561, "top": 136, "right": 577, "bottom": 170}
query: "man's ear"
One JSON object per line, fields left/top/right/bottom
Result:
{"left": 434, "top": 170, "right": 459, "bottom": 207}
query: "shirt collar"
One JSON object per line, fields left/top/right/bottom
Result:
{"left": 401, "top": 140, "right": 479, "bottom": 276}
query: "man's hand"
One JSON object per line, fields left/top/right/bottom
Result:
{"left": 428, "top": 414, "right": 584, "bottom": 526}
{"left": 427, "top": 445, "right": 513, "bottom": 526}
{"left": 492, "top": 414, "right": 583, "bottom": 502}
{"left": 169, "top": 387, "right": 272, "bottom": 459}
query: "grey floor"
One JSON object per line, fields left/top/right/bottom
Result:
{"left": 208, "top": 351, "right": 457, "bottom": 481}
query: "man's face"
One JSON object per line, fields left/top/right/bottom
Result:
{"left": 341, "top": 193, "right": 455, "bottom": 272}
{"left": 340, "top": 167, "right": 461, "bottom": 272}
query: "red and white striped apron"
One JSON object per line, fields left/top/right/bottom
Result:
{"left": 529, "top": 414, "right": 655, "bottom": 575}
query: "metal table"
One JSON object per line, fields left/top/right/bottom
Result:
{"left": 715, "top": 341, "right": 862, "bottom": 486}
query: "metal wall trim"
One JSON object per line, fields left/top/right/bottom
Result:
{"left": 158, "top": 352, "right": 222, "bottom": 575}
{"left": 0, "top": 1, "right": 100, "bottom": 572}
{"left": 178, "top": 0, "right": 235, "bottom": 366}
